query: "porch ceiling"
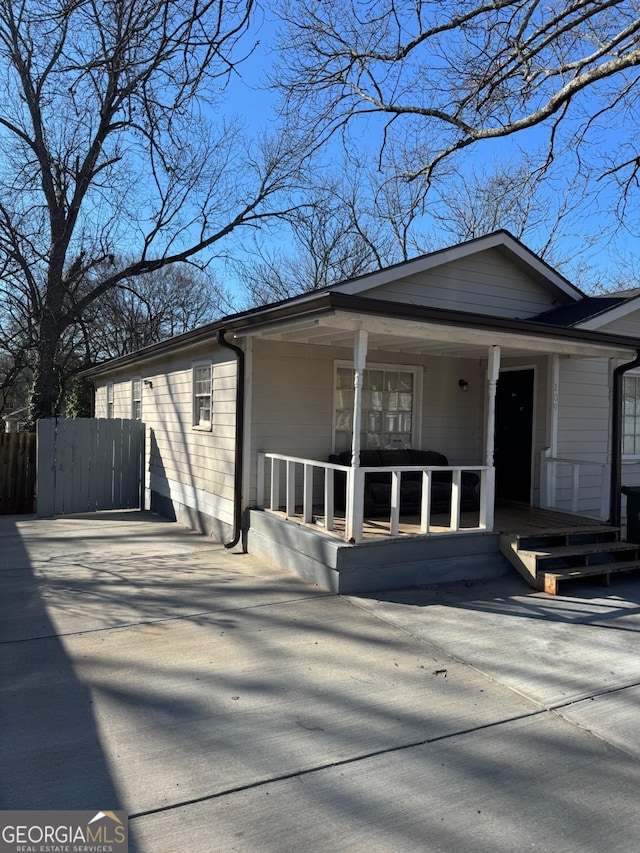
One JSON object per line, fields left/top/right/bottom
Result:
{"left": 239, "top": 309, "right": 638, "bottom": 361}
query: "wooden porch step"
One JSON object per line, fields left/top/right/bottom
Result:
{"left": 541, "top": 560, "right": 640, "bottom": 595}
{"left": 513, "top": 526, "right": 619, "bottom": 551}
{"left": 519, "top": 541, "right": 640, "bottom": 572}
{"left": 499, "top": 525, "right": 640, "bottom": 595}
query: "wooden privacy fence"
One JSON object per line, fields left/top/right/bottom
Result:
{"left": 0, "top": 431, "right": 36, "bottom": 514}
{"left": 37, "top": 418, "right": 144, "bottom": 517}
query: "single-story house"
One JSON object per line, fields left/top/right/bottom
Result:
{"left": 84, "top": 231, "right": 640, "bottom": 593}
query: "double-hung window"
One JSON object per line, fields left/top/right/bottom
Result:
{"left": 334, "top": 363, "right": 421, "bottom": 452}
{"left": 193, "top": 363, "right": 212, "bottom": 430}
{"left": 131, "top": 377, "right": 142, "bottom": 420}
{"left": 106, "top": 383, "right": 114, "bottom": 418}
{"left": 623, "top": 375, "right": 640, "bottom": 455}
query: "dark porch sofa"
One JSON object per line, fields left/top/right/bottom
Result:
{"left": 328, "top": 448, "right": 480, "bottom": 518}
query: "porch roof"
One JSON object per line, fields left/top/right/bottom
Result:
{"left": 233, "top": 292, "right": 640, "bottom": 361}
{"left": 84, "top": 286, "right": 640, "bottom": 378}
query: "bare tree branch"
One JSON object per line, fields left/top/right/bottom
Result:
{"left": 276, "top": 0, "right": 640, "bottom": 186}
{"left": 0, "top": 0, "right": 304, "bottom": 422}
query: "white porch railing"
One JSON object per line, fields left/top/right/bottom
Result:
{"left": 540, "top": 448, "right": 609, "bottom": 519}
{"left": 256, "top": 452, "right": 494, "bottom": 544}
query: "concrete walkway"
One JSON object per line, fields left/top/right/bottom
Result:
{"left": 2, "top": 511, "right": 640, "bottom": 852}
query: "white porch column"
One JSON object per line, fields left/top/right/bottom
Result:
{"left": 485, "top": 346, "right": 501, "bottom": 466}
{"left": 482, "top": 346, "right": 501, "bottom": 531}
{"left": 346, "top": 330, "right": 368, "bottom": 543}
{"left": 351, "top": 329, "right": 368, "bottom": 468}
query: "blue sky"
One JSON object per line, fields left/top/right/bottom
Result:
{"left": 215, "top": 11, "right": 639, "bottom": 299}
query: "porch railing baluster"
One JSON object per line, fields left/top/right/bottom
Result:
{"left": 256, "top": 452, "right": 265, "bottom": 508}
{"left": 540, "top": 450, "right": 608, "bottom": 520}
{"left": 420, "top": 470, "right": 432, "bottom": 533}
{"left": 572, "top": 465, "right": 580, "bottom": 513}
{"left": 270, "top": 458, "right": 280, "bottom": 511}
{"left": 257, "top": 452, "right": 493, "bottom": 541}
{"left": 450, "top": 469, "right": 461, "bottom": 531}
{"left": 324, "top": 468, "right": 335, "bottom": 531}
{"left": 303, "top": 464, "right": 313, "bottom": 523}
{"left": 286, "top": 460, "right": 296, "bottom": 517}
{"left": 390, "top": 471, "right": 401, "bottom": 536}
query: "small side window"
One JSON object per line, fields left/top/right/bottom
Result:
{"left": 193, "top": 364, "right": 212, "bottom": 430}
{"left": 132, "top": 377, "right": 142, "bottom": 420}
{"left": 107, "top": 383, "right": 114, "bottom": 418}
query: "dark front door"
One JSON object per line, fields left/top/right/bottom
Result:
{"left": 495, "top": 368, "right": 534, "bottom": 503}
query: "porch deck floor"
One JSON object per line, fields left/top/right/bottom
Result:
{"left": 268, "top": 503, "right": 608, "bottom": 542}
{"left": 493, "top": 503, "right": 610, "bottom": 534}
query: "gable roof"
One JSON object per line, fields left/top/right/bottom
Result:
{"left": 328, "top": 230, "right": 585, "bottom": 304}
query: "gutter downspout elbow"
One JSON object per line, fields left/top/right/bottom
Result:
{"left": 217, "top": 329, "right": 245, "bottom": 549}
{"left": 611, "top": 349, "right": 640, "bottom": 528}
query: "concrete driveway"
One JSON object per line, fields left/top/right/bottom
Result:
{"left": 2, "top": 511, "right": 640, "bottom": 852}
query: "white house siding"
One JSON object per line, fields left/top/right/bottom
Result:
{"left": 94, "top": 385, "right": 107, "bottom": 418}
{"left": 593, "top": 311, "right": 640, "bottom": 338}
{"left": 92, "top": 343, "right": 238, "bottom": 540}
{"left": 94, "top": 378, "right": 131, "bottom": 418}
{"left": 419, "top": 356, "right": 484, "bottom": 464}
{"left": 554, "top": 357, "right": 611, "bottom": 518}
{"left": 362, "top": 249, "right": 567, "bottom": 319}
{"left": 580, "top": 314, "right": 640, "bottom": 525}
{"left": 249, "top": 338, "right": 486, "bottom": 505}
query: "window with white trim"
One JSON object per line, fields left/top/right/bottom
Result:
{"left": 334, "top": 363, "right": 421, "bottom": 453}
{"left": 624, "top": 375, "right": 640, "bottom": 455}
{"left": 106, "top": 383, "right": 114, "bottom": 418}
{"left": 193, "top": 363, "right": 212, "bottom": 429}
{"left": 131, "top": 377, "right": 142, "bottom": 420}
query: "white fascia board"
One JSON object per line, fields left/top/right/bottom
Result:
{"left": 317, "top": 313, "right": 637, "bottom": 359}
{"left": 576, "top": 293, "right": 640, "bottom": 330}
{"left": 332, "top": 231, "right": 583, "bottom": 302}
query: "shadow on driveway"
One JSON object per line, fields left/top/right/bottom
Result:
{"left": 5, "top": 512, "right": 640, "bottom": 852}
{"left": 0, "top": 514, "right": 141, "bottom": 853}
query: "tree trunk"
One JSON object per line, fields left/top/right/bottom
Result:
{"left": 28, "top": 318, "right": 62, "bottom": 424}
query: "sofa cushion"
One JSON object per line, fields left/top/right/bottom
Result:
{"left": 378, "top": 448, "right": 413, "bottom": 467}
{"left": 408, "top": 449, "right": 448, "bottom": 467}
{"left": 359, "top": 449, "right": 383, "bottom": 467}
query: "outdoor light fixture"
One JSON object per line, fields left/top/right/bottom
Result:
{"left": 458, "top": 379, "right": 469, "bottom": 392}
{"left": 143, "top": 380, "right": 153, "bottom": 389}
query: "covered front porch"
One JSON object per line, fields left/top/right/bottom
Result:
{"left": 246, "top": 499, "right": 613, "bottom": 594}
{"left": 243, "top": 299, "right": 637, "bottom": 592}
